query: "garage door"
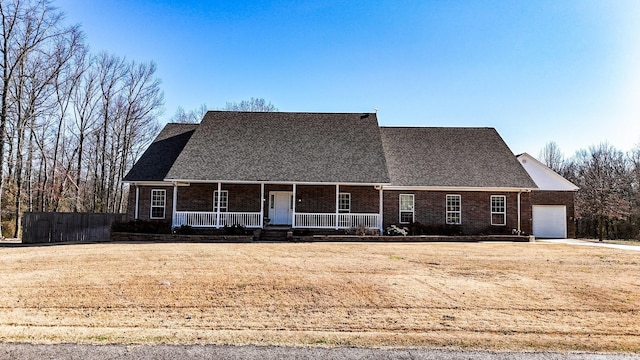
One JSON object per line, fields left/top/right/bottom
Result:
{"left": 532, "top": 205, "right": 567, "bottom": 238}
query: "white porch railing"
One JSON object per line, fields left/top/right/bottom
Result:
{"left": 294, "top": 213, "right": 380, "bottom": 229}
{"left": 173, "top": 211, "right": 262, "bottom": 228}
{"left": 174, "top": 211, "right": 380, "bottom": 230}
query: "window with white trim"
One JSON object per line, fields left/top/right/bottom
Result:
{"left": 491, "top": 195, "right": 506, "bottom": 225}
{"left": 446, "top": 194, "right": 461, "bottom": 225}
{"left": 338, "top": 192, "right": 351, "bottom": 213}
{"left": 214, "top": 190, "right": 228, "bottom": 212}
{"left": 399, "top": 194, "right": 414, "bottom": 223}
{"left": 150, "top": 189, "right": 166, "bottom": 219}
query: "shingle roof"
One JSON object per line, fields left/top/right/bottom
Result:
{"left": 164, "top": 111, "right": 390, "bottom": 184}
{"left": 123, "top": 123, "right": 198, "bottom": 182}
{"left": 380, "top": 127, "right": 537, "bottom": 188}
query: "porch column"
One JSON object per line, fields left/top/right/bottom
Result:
{"left": 379, "top": 186, "right": 384, "bottom": 234}
{"left": 134, "top": 185, "right": 139, "bottom": 219}
{"left": 216, "top": 182, "right": 222, "bottom": 229}
{"left": 260, "top": 183, "right": 265, "bottom": 228}
{"left": 172, "top": 183, "right": 178, "bottom": 228}
{"left": 335, "top": 184, "right": 340, "bottom": 229}
{"left": 292, "top": 183, "right": 297, "bottom": 227}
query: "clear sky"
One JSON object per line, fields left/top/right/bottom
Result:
{"left": 56, "top": 0, "right": 640, "bottom": 157}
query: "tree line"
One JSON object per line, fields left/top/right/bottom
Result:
{"left": 539, "top": 141, "right": 640, "bottom": 241}
{"left": 0, "top": 0, "right": 163, "bottom": 237}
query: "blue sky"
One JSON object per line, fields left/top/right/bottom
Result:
{"left": 56, "top": 0, "right": 640, "bottom": 157}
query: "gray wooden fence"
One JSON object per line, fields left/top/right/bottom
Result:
{"left": 21, "top": 212, "right": 130, "bottom": 244}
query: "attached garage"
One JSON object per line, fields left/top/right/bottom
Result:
{"left": 532, "top": 205, "right": 567, "bottom": 238}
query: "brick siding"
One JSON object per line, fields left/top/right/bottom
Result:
{"left": 126, "top": 184, "right": 563, "bottom": 236}
{"left": 383, "top": 190, "right": 533, "bottom": 235}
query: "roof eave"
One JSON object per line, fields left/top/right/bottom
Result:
{"left": 382, "top": 186, "right": 537, "bottom": 192}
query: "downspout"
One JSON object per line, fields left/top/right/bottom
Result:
{"left": 517, "top": 191, "right": 521, "bottom": 235}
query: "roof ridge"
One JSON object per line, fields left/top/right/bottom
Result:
{"left": 205, "top": 110, "right": 376, "bottom": 115}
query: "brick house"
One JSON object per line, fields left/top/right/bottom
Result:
{"left": 123, "top": 111, "right": 575, "bottom": 237}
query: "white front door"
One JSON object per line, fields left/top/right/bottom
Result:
{"left": 269, "top": 191, "right": 293, "bottom": 225}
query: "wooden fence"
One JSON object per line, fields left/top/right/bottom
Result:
{"left": 21, "top": 212, "right": 130, "bottom": 244}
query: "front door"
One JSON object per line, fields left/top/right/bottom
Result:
{"left": 269, "top": 191, "right": 293, "bottom": 225}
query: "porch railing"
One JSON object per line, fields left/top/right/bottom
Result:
{"left": 174, "top": 211, "right": 380, "bottom": 230}
{"left": 173, "top": 211, "right": 262, "bottom": 228}
{"left": 294, "top": 213, "right": 380, "bottom": 229}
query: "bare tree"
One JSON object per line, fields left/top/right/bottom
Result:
{"left": 0, "top": 1, "right": 165, "bottom": 237}
{"left": 170, "top": 104, "right": 206, "bottom": 123}
{"left": 223, "top": 97, "right": 278, "bottom": 112}
{"left": 571, "top": 143, "right": 631, "bottom": 241}
{"left": 538, "top": 141, "right": 564, "bottom": 173}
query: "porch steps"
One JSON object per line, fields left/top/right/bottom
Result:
{"left": 259, "top": 228, "right": 290, "bottom": 242}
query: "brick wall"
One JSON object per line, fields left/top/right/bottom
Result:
{"left": 383, "top": 190, "right": 532, "bottom": 235}
{"left": 530, "top": 190, "right": 576, "bottom": 238}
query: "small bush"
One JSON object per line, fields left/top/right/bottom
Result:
{"left": 293, "top": 229, "right": 310, "bottom": 236}
{"left": 345, "top": 225, "right": 378, "bottom": 236}
{"left": 385, "top": 225, "right": 408, "bottom": 236}
{"left": 173, "top": 224, "right": 195, "bottom": 235}
{"left": 223, "top": 224, "right": 247, "bottom": 235}
{"left": 112, "top": 220, "right": 171, "bottom": 234}
{"left": 478, "top": 225, "right": 512, "bottom": 235}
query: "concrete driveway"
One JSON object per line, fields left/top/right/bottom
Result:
{"left": 537, "top": 238, "right": 640, "bottom": 252}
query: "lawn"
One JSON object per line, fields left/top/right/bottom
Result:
{"left": 0, "top": 242, "right": 639, "bottom": 352}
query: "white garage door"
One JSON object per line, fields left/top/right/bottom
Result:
{"left": 532, "top": 205, "right": 567, "bottom": 238}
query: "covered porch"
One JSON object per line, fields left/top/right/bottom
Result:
{"left": 170, "top": 182, "right": 383, "bottom": 231}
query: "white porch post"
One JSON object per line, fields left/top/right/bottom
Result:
{"left": 260, "top": 183, "right": 265, "bottom": 228}
{"left": 292, "top": 183, "right": 297, "bottom": 227}
{"left": 335, "top": 184, "right": 340, "bottom": 229}
{"left": 216, "top": 182, "right": 222, "bottom": 229}
{"left": 134, "top": 185, "right": 139, "bottom": 219}
{"left": 172, "top": 183, "right": 178, "bottom": 228}
{"left": 379, "top": 186, "right": 384, "bottom": 234}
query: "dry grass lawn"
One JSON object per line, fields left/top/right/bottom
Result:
{"left": 0, "top": 242, "right": 639, "bottom": 352}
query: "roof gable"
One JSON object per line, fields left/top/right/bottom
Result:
{"left": 517, "top": 153, "right": 578, "bottom": 191}
{"left": 123, "top": 123, "right": 198, "bottom": 182}
{"left": 380, "top": 127, "right": 538, "bottom": 189}
{"left": 164, "top": 111, "right": 390, "bottom": 184}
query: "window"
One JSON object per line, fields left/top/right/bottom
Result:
{"left": 214, "top": 190, "right": 228, "bottom": 212}
{"left": 446, "top": 194, "right": 461, "bottom": 224}
{"left": 399, "top": 194, "right": 414, "bottom": 223}
{"left": 491, "top": 195, "right": 506, "bottom": 225}
{"left": 338, "top": 193, "right": 351, "bottom": 213}
{"left": 150, "top": 189, "right": 166, "bottom": 219}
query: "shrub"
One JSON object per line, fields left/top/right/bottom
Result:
{"left": 173, "top": 224, "right": 195, "bottom": 235}
{"left": 112, "top": 220, "right": 171, "bottom": 234}
{"left": 223, "top": 224, "right": 247, "bottom": 235}
{"left": 345, "top": 225, "right": 378, "bottom": 236}
{"left": 385, "top": 225, "right": 408, "bottom": 236}
{"left": 293, "top": 229, "right": 310, "bottom": 236}
{"left": 478, "top": 225, "right": 512, "bottom": 235}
